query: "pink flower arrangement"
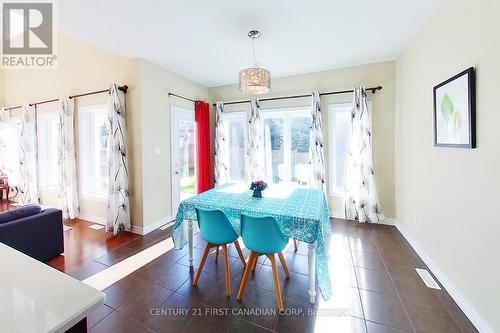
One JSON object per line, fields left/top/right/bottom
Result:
{"left": 250, "top": 180, "right": 268, "bottom": 191}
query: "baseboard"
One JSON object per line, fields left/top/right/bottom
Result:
{"left": 78, "top": 213, "right": 106, "bottom": 225}
{"left": 130, "top": 216, "right": 175, "bottom": 235}
{"left": 396, "top": 222, "right": 491, "bottom": 333}
{"left": 330, "top": 213, "right": 397, "bottom": 227}
{"left": 330, "top": 212, "right": 345, "bottom": 219}
{"left": 378, "top": 217, "right": 396, "bottom": 226}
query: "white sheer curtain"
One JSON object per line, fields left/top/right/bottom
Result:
{"left": 309, "top": 91, "right": 327, "bottom": 194}
{"left": 107, "top": 84, "right": 131, "bottom": 234}
{"left": 247, "top": 98, "right": 265, "bottom": 181}
{"left": 19, "top": 103, "right": 38, "bottom": 205}
{"left": 214, "top": 101, "right": 228, "bottom": 185}
{"left": 345, "top": 87, "right": 384, "bottom": 223}
{"left": 58, "top": 96, "right": 79, "bottom": 219}
{"left": 0, "top": 108, "right": 10, "bottom": 174}
{"left": 0, "top": 109, "right": 21, "bottom": 195}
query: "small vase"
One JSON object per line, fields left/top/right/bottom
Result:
{"left": 252, "top": 189, "right": 262, "bottom": 198}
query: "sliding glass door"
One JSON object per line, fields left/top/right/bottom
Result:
{"left": 262, "top": 108, "right": 310, "bottom": 186}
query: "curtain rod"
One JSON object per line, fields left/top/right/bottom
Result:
{"left": 168, "top": 92, "right": 198, "bottom": 103}
{"left": 4, "top": 85, "right": 129, "bottom": 111}
{"left": 211, "top": 85, "right": 382, "bottom": 107}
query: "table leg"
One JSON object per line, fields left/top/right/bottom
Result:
{"left": 308, "top": 242, "right": 317, "bottom": 303}
{"left": 188, "top": 220, "right": 194, "bottom": 267}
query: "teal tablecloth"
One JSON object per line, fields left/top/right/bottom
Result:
{"left": 173, "top": 184, "right": 333, "bottom": 301}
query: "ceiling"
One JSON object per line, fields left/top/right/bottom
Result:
{"left": 59, "top": 0, "right": 441, "bottom": 87}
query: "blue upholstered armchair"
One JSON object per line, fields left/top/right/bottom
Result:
{"left": 0, "top": 207, "right": 64, "bottom": 262}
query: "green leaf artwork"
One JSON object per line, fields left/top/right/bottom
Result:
{"left": 440, "top": 93, "right": 462, "bottom": 142}
{"left": 440, "top": 93, "right": 454, "bottom": 122}
{"left": 449, "top": 110, "right": 462, "bottom": 130}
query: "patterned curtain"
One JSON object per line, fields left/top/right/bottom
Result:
{"left": 214, "top": 101, "right": 228, "bottom": 185}
{"left": 0, "top": 108, "right": 10, "bottom": 174}
{"left": 345, "top": 87, "right": 384, "bottom": 223}
{"left": 58, "top": 96, "right": 79, "bottom": 219}
{"left": 247, "top": 99, "right": 265, "bottom": 181}
{"left": 19, "top": 103, "right": 38, "bottom": 204}
{"left": 309, "top": 91, "right": 327, "bottom": 194}
{"left": 107, "top": 84, "right": 131, "bottom": 234}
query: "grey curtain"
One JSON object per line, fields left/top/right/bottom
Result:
{"left": 19, "top": 103, "right": 38, "bottom": 204}
{"left": 58, "top": 96, "right": 79, "bottom": 219}
{"left": 309, "top": 91, "right": 327, "bottom": 194}
{"left": 214, "top": 101, "right": 228, "bottom": 185}
{"left": 247, "top": 99, "right": 265, "bottom": 180}
{"left": 345, "top": 87, "right": 384, "bottom": 222}
{"left": 107, "top": 84, "right": 131, "bottom": 234}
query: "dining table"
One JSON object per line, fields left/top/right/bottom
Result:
{"left": 173, "top": 183, "right": 333, "bottom": 303}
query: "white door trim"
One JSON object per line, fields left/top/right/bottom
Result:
{"left": 170, "top": 106, "right": 196, "bottom": 216}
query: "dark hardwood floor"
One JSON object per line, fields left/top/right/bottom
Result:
{"left": 0, "top": 200, "right": 140, "bottom": 273}
{"left": 1, "top": 200, "right": 478, "bottom": 332}
{"left": 47, "top": 218, "right": 141, "bottom": 272}
{"left": 71, "top": 219, "right": 477, "bottom": 333}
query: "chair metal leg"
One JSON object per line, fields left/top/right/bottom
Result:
{"left": 268, "top": 254, "right": 284, "bottom": 311}
{"left": 293, "top": 239, "right": 298, "bottom": 252}
{"left": 234, "top": 240, "right": 246, "bottom": 267}
{"left": 237, "top": 252, "right": 257, "bottom": 300}
{"left": 192, "top": 243, "right": 211, "bottom": 286}
{"left": 278, "top": 252, "right": 290, "bottom": 278}
{"left": 215, "top": 246, "right": 219, "bottom": 262}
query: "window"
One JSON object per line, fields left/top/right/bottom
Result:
{"left": 37, "top": 112, "right": 59, "bottom": 190}
{"left": 328, "top": 102, "right": 371, "bottom": 195}
{"left": 222, "top": 112, "right": 247, "bottom": 183}
{"left": 262, "top": 108, "right": 310, "bottom": 186}
{"left": 2, "top": 118, "right": 22, "bottom": 185}
{"left": 79, "top": 105, "right": 109, "bottom": 200}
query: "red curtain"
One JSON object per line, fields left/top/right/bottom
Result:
{"left": 195, "top": 101, "right": 212, "bottom": 193}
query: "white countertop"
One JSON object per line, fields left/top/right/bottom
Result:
{"left": 0, "top": 243, "right": 105, "bottom": 333}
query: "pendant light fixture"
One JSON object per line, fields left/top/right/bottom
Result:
{"left": 239, "top": 30, "right": 271, "bottom": 95}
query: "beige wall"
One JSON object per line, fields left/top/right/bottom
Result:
{"left": 209, "top": 61, "right": 396, "bottom": 218}
{"left": 395, "top": 0, "right": 500, "bottom": 331}
{"left": 1, "top": 33, "right": 210, "bottom": 230}
{"left": 0, "top": 69, "right": 3, "bottom": 105}
{"left": 139, "top": 59, "right": 208, "bottom": 227}
{"left": 2, "top": 32, "right": 143, "bottom": 226}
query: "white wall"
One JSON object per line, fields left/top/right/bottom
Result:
{"left": 209, "top": 61, "right": 396, "bottom": 218}
{"left": 396, "top": 0, "right": 500, "bottom": 331}
{"left": 139, "top": 59, "right": 208, "bottom": 230}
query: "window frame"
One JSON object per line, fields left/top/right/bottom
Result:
{"left": 78, "top": 104, "right": 109, "bottom": 202}
{"left": 221, "top": 111, "right": 248, "bottom": 183}
{"left": 261, "top": 106, "right": 311, "bottom": 185}
{"left": 37, "top": 110, "right": 60, "bottom": 192}
{"left": 2, "top": 117, "right": 23, "bottom": 186}
{"left": 328, "top": 102, "right": 372, "bottom": 196}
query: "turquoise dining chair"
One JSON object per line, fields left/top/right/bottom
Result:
{"left": 192, "top": 208, "right": 246, "bottom": 296}
{"left": 237, "top": 214, "right": 290, "bottom": 310}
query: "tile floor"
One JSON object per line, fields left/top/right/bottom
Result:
{"left": 68, "top": 219, "right": 478, "bottom": 333}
